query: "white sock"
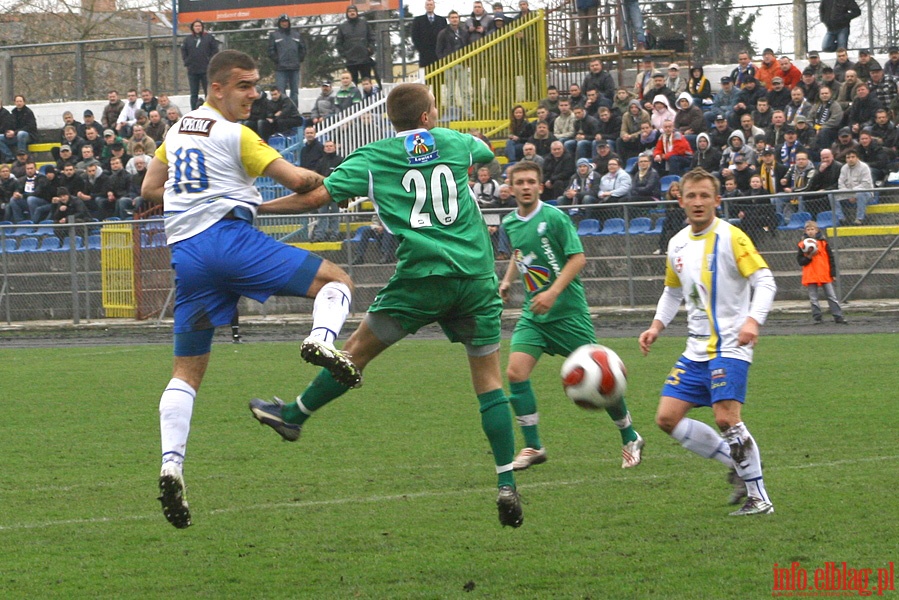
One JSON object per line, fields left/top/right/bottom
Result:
{"left": 307, "top": 281, "right": 351, "bottom": 345}
{"left": 724, "top": 422, "right": 769, "bottom": 502}
{"left": 160, "top": 378, "right": 195, "bottom": 466}
{"left": 671, "top": 418, "right": 734, "bottom": 467}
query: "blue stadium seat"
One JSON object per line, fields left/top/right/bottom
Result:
{"left": 87, "top": 235, "right": 102, "bottom": 250}
{"left": 596, "top": 218, "right": 625, "bottom": 235}
{"left": 628, "top": 217, "right": 652, "bottom": 234}
{"left": 778, "top": 211, "right": 811, "bottom": 231}
{"left": 544, "top": 199, "right": 559, "bottom": 206}
{"left": 13, "top": 237, "right": 39, "bottom": 252}
{"left": 34, "top": 220, "right": 55, "bottom": 236}
{"left": 660, "top": 175, "right": 681, "bottom": 194}
{"left": 576, "top": 218, "right": 601, "bottom": 236}
{"left": 8, "top": 220, "right": 34, "bottom": 237}
{"left": 625, "top": 156, "right": 638, "bottom": 172}
{"left": 815, "top": 210, "right": 834, "bottom": 229}
{"left": 2, "top": 238, "right": 17, "bottom": 252}
{"left": 58, "top": 236, "right": 84, "bottom": 251}
{"left": 647, "top": 216, "right": 666, "bottom": 235}
{"left": 267, "top": 135, "right": 287, "bottom": 151}
{"left": 38, "top": 236, "right": 61, "bottom": 251}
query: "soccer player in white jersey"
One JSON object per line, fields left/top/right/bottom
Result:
{"left": 638, "top": 168, "right": 777, "bottom": 516}
{"left": 141, "top": 50, "right": 360, "bottom": 529}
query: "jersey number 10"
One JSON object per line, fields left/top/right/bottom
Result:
{"left": 403, "top": 164, "right": 459, "bottom": 228}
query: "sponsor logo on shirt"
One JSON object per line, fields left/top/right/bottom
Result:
{"left": 404, "top": 130, "right": 439, "bottom": 164}
{"left": 179, "top": 117, "right": 215, "bottom": 136}
{"left": 513, "top": 249, "right": 551, "bottom": 292}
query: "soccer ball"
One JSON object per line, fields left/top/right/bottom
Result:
{"left": 560, "top": 344, "right": 628, "bottom": 410}
{"left": 801, "top": 237, "right": 819, "bottom": 255}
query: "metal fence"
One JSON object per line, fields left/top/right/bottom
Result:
{"left": 1, "top": 189, "right": 897, "bottom": 325}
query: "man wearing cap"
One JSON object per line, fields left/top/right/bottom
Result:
{"left": 798, "top": 68, "right": 821, "bottom": 103}
{"left": 78, "top": 109, "right": 103, "bottom": 139}
{"left": 268, "top": 14, "right": 306, "bottom": 104}
{"left": 778, "top": 125, "right": 805, "bottom": 169}
{"left": 757, "top": 48, "right": 779, "bottom": 90}
{"left": 730, "top": 51, "right": 757, "bottom": 89}
{"left": 806, "top": 51, "right": 827, "bottom": 82}
{"left": 665, "top": 64, "right": 687, "bottom": 95}
{"left": 634, "top": 57, "right": 655, "bottom": 100}
{"left": 867, "top": 64, "right": 898, "bottom": 107}
{"left": 337, "top": 5, "right": 379, "bottom": 86}
{"left": 709, "top": 113, "right": 734, "bottom": 150}
{"left": 411, "top": 0, "right": 447, "bottom": 69}
{"left": 830, "top": 127, "right": 858, "bottom": 162}
{"left": 50, "top": 186, "right": 90, "bottom": 227}
{"left": 704, "top": 76, "right": 738, "bottom": 129}
{"left": 819, "top": 66, "right": 842, "bottom": 98}
{"left": 819, "top": 0, "right": 861, "bottom": 53}
{"left": 853, "top": 49, "right": 880, "bottom": 81}
{"left": 309, "top": 82, "right": 337, "bottom": 125}
{"left": 55, "top": 145, "right": 78, "bottom": 171}
{"left": 181, "top": 20, "right": 220, "bottom": 110}
{"left": 764, "top": 76, "right": 790, "bottom": 112}
{"left": 884, "top": 46, "right": 899, "bottom": 79}
{"left": 559, "top": 157, "right": 599, "bottom": 208}
{"left": 642, "top": 72, "right": 677, "bottom": 113}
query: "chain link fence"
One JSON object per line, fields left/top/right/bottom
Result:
{"left": 1, "top": 191, "right": 897, "bottom": 325}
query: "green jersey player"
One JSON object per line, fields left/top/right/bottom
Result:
{"left": 249, "top": 83, "right": 523, "bottom": 528}
{"left": 499, "top": 161, "right": 644, "bottom": 471}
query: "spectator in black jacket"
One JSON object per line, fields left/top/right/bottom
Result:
{"left": 3, "top": 95, "right": 38, "bottom": 157}
{"left": 8, "top": 162, "right": 50, "bottom": 222}
{"left": 819, "top": 0, "right": 861, "bottom": 52}
{"left": 181, "top": 20, "right": 220, "bottom": 110}
{"left": 690, "top": 133, "right": 723, "bottom": 173}
{"left": 268, "top": 15, "right": 306, "bottom": 103}
{"left": 337, "top": 5, "right": 378, "bottom": 86}
{"left": 299, "top": 126, "right": 325, "bottom": 171}
{"left": 261, "top": 86, "right": 304, "bottom": 140}
{"left": 311, "top": 140, "right": 345, "bottom": 242}
{"left": 856, "top": 129, "right": 890, "bottom": 182}
{"left": 0, "top": 103, "right": 15, "bottom": 161}
{"left": 99, "top": 156, "right": 131, "bottom": 220}
{"left": 848, "top": 83, "right": 882, "bottom": 135}
{"left": 50, "top": 187, "right": 90, "bottom": 227}
{"left": 78, "top": 163, "right": 109, "bottom": 219}
{"left": 411, "top": 0, "right": 448, "bottom": 68}
{"left": 542, "top": 141, "right": 576, "bottom": 200}
{"left": 582, "top": 59, "right": 616, "bottom": 102}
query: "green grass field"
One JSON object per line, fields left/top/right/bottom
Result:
{"left": 1, "top": 333, "right": 896, "bottom": 599}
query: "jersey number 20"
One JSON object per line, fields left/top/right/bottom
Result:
{"left": 173, "top": 148, "right": 210, "bottom": 194}
{"left": 403, "top": 165, "right": 459, "bottom": 228}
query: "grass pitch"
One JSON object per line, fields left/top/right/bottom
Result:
{"left": 0, "top": 332, "right": 896, "bottom": 599}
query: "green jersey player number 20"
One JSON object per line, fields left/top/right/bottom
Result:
{"left": 405, "top": 164, "right": 459, "bottom": 228}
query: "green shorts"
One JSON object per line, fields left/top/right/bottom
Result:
{"left": 368, "top": 275, "right": 502, "bottom": 346}
{"left": 510, "top": 311, "right": 596, "bottom": 359}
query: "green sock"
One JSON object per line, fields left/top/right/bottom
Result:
{"left": 478, "top": 388, "right": 516, "bottom": 489}
{"left": 282, "top": 369, "right": 351, "bottom": 425}
{"left": 605, "top": 399, "right": 638, "bottom": 444}
{"left": 509, "top": 379, "right": 542, "bottom": 450}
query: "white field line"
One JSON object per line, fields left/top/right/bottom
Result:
{"left": 0, "top": 454, "right": 896, "bottom": 532}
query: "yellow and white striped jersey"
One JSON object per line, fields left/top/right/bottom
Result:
{"left": 155, "top": 104, "right": 282, "bottom": 244}
{"left": 664, "top": 218, "right": 771, "bottom": 362}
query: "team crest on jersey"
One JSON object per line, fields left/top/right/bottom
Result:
{"left": 178, "top": 117, "right": 214, "bottom": 136}
{"left": 537, "top": 222, "right": 547, "bottom": 235}
{"left": 513, "top": 249, "right": 551, "bottom": 292}
{"left": 404, "top": 130, "right": 439, "bottom": 164}
{"left": 674, "top": 255, "right": 684, "bottom": 273}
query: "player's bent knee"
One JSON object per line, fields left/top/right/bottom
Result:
{"left": 655, "top": 412, "right": 679, "bottom": 434}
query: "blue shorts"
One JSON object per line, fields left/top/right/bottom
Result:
{"left": 171, "top": 219, "right": 322, "bottom": 336}
{"left": 661, "top": 356, "right": 750, "bottom": 406}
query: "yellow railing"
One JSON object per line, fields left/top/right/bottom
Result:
{"left": 101, "top": 224, "right": 136, "bottom": 318}
{"left": 425, "top": 11, "right": 547, "bottom": 133}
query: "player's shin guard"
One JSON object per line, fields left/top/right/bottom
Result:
{"left": 606, "top": 402, "right": 639, "bottom": 444}
{"left": 160, "top": 378, "right": 195, "bottom": 466}
{"left": 308, "top": 281, "right": 351, "bottom": 345}
{"left": 724, "top": 422, "right": 770, "bottom": 502}
{"left": 282, "top": 369, "right": 350, "bottom": 425}
{"left": 671, "top": 418, "right": 734, "bottom": 467}
{"left": 478, "top": 388, "right": 516, "bottom": 489}
{"left": 509, "top": 380, "right": 541, "bottom": 450}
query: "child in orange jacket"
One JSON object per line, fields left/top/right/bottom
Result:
{"left": 796, "top": 220, "right": 848, "bottom": 324}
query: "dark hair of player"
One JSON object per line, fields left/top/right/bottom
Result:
{"left": 208, "top": 50, "right": 258, "bottom": 86}
{"left": 506, "top": 160, "right": 544, "bottom": 183}
{"left": 387, "top": 83, "right": 433, "bottom": 131}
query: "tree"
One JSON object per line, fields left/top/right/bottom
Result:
{"left": 644, "top": 0, "right": 756, "bottom": 64}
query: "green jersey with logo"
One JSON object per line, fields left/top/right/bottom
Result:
{"left": 324, "top": 127, "right": 496, "bottom": 280}
{"left": 501, "top": 202, "right": 588, "bottom": 323}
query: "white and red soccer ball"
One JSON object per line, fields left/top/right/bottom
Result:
{"left": 801, "top": 238, "right": 819, "bottom": 256}
{"left": 561, "top": 344, "right": 628, "bottom": 410}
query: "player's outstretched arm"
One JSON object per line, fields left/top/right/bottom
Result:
{"left": 265, "top": 157, "right": 325, "bottom": 196}
{"left": 257, "top": 185, "right": 333, "bottom": 214}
